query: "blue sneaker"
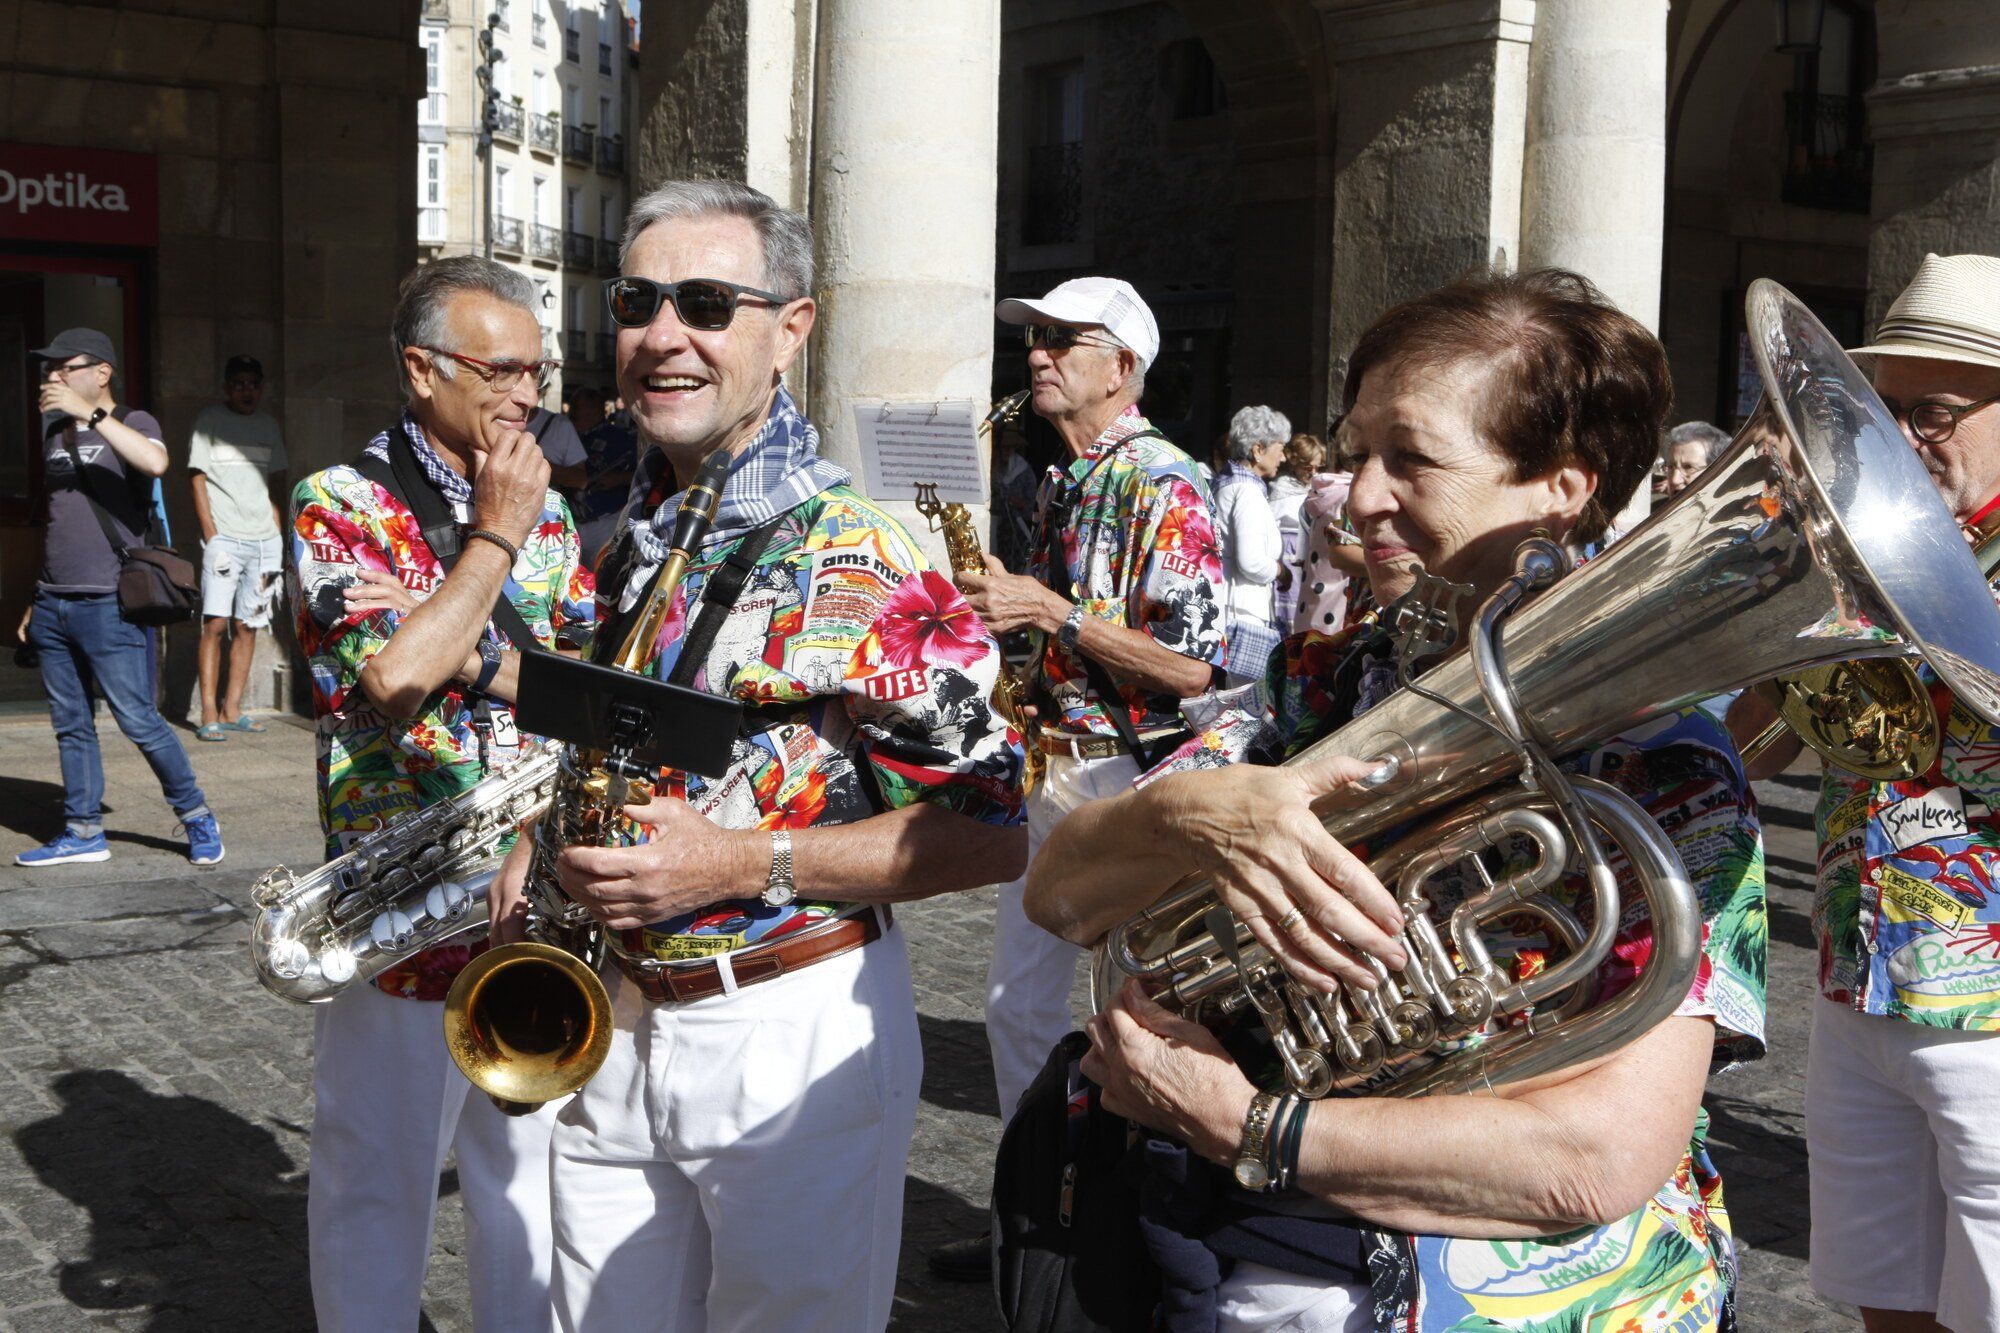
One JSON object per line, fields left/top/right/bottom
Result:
{"left": 16, "top": 830, "right": 111, "bottom": 866}
{"left": 177, "top": 812, "right": 224, "bottom": 866}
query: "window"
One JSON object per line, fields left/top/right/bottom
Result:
{"left": 598, "top": 94, "right": 612, "bottom": 132}
{"left": 1782, "top": 0, "right": 1875, "bottom": 212}
{"left": 493, "top": 0, "right": 509, "bottom": 30}
{"left": 564, "top": 14, "right": 580, "bottom": 63}
{"left": 1159, "top": 39, "right": 1225, "bottom": 120}
{"left": 419, "top": 145, "right": 446, "bottom": 242}
{"left": 600, "top": 192, "right": 617, "bottom": 240}
{"left": 532, "top": 174, "right": 548, "bottom": 223}
{"left": 566, "top": 83, "right": 582, "bottom": 125}
{"left": 495, "top": 164, "right": 512, "bottom": 215}
{"left": 565, "top": 185, "right": 581, "bottom": 231}
{"left": 420, "top": 26, "right": 446, "bottom": 123}
{"left": 532, "top": 6, "right": 547, "bottom": 46}
{"left": 1023, "top": 64, "right": 1085, "bottom": 246}
{"left": 567, "top": 283, "right": 585, "bottom": 334}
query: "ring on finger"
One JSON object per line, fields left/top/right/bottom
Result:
{"left": 1277, "top": 906, "right": 1304, "bottom": 932}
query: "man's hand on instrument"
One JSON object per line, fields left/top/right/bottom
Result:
{"left": 1152, "top": 756, "right": 1407, "bottom": 993}
{"left": 488, "top": 833, "right": 536, "bottom": 947}
{"left": 470, "top": 428, "right": 552, "bottom": 550}
{"left": 552, "top": 797, "right": 757, "bottom": 929}
{"left": 956, "top": 555, "right": 1068, "bottom": 636}
{"left": 1081, "top": 981, "right": 1255, "bottom": 1163}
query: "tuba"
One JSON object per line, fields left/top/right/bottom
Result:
{"left": 1092, "top": 280, "right": 2000, "bottom": 1101}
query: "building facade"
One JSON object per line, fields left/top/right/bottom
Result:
{"left": 419, "top": 0, "right": 634, "bottom": 408}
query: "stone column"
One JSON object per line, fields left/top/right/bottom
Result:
{"left": 1865, "top": 2, "right": 2000, "bottom": 326}
{"left": 1319, "top": 0, "right": 1536, "bottom": 406}
{"left": 1519, "top": 0, "right": 1666, "bottom": 533}
{"left": 807, "top": 0, "right": 1001, "bottom": 563}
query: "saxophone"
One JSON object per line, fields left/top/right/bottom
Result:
{"left": 914, "top": 389, "right": 1044, "bottom": 793}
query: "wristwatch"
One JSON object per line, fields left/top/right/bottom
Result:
{"left": 1057, "top": 602, "right": 1089, "bottom": 653}
{"left": 761, "top": 828, "right": 796, "bottom": 907}
{"left": 470, "top": 639, "right": 502, "bottom": 695}
{"left": 1233, "top": 1091, "right": 1281, "bottom": 1191}
{"left": 85, "top": 407, "right": 108, "bottom": 429}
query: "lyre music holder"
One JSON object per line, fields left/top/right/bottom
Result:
{"left": 514, "top": 652, "right": 742, "bottom": 780}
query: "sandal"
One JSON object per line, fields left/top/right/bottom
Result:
{"left": 196, "top": 722, "right": 229, "bottom": 742}
{"left": 225, "top": 715, "right": 269, "bottom": 734}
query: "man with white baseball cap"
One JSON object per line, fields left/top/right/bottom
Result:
{"left": 1729, "top": 252, "right": 2000, "bottom": 1333}
{"left": 938, "top": 277, "right": 1226, "bottom": 1279}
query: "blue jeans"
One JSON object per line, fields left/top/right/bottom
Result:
{"left": 29, "top": 590, "right": 208, "bottom": 832}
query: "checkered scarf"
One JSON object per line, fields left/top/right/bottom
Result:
{"left": 625, "top": 386, "right": 849, "bottom": 570}
{"left": 361, "top": 411, "right": 474, "bottom": 507}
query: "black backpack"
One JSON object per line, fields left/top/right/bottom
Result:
{"left": 993, "top": 1032, "right": 1159, "bottom": 1332}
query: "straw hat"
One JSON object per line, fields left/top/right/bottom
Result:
{"left": 1851, "top": 252, "right": 2000, "bottom": 371}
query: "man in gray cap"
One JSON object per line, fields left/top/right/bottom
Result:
{"left": 15, "top": 328, "right": 222, "bottom": 867}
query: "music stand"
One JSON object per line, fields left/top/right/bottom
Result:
{"left": 515, "top": 652, "right": 742, "bottom": 779}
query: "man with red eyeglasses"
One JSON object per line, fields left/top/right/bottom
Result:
{"left": 288, "top": 256, "right": 594, "bottom": 1332}
{"left": 1729, "top": 252, "right": 2000, "bottom": 1333}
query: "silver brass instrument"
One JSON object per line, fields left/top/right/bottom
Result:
{"left": 1093, "top": 279, "right": 2000, "bottom": 1101}
{"left": 250, "top": 742, "right": 560, "bottom": 1003}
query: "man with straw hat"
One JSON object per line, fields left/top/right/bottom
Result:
{"left": 1731, "top": 252, "right": 2000, "bottom": 1333}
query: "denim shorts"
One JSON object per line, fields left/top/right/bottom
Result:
{"left": 201, "top": 533, "right": 284, "bottom": 628}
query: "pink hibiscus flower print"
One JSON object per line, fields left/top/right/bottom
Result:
{"left": 873, "top": 571, "right": 990, "bottom": 670}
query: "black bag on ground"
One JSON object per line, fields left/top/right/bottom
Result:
{"left": 993, "top": 1031, "right": 1159, "bottom": 1333}
{"left": 59, "top": 409, "right": 199, "bottom": 626}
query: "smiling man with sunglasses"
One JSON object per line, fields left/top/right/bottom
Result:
{"left": 286, "top": 256, "right": 594, "bottom": 1333}
{"left": 1727, "top": 252, "right": 2000, "bottom": 1333}
{"left": 508, "top": 178, "right": 1025, "bottom": 1332}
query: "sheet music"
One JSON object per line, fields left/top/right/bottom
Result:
{"left": 853, "top": 398, "right": 986, "bottom": 505}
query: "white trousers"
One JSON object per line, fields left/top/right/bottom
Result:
{"left": 309, "top": 982, "right": 560, "bottom": 1333}
{"left": 1807, "top": 997, "right": 2000, "bottom": 1329}
{"left": 548, "top": 914, "right": 921, "bottom": 1333}
{"left": 985, "top": 750, "right": 1141, "bottom": 1120}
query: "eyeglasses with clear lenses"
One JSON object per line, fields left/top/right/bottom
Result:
{"left": 1021, "top": 324, "right": 1117, "bottom": 354}
{"left": 1884, "top": 391, "right": 2000, "bottom": 446}
{"left": 43, "top": 358, "right": 100, "bottom": 378}
{"left": 604, "top": 276, "right": 793, "bottom": 331}
{"left": 422, "top": 347, "right": 561, "bottom": 394}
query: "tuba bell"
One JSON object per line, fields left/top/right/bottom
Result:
{"left": 1092, "top": 279, "right": 2000, "bottom": 1101}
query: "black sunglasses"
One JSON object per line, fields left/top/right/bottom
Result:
{"left": 605, "top": 277, "right": 794, "bottom": 331}
{"left": 1021, "top": 324, "right": 1119, "bottom": 354}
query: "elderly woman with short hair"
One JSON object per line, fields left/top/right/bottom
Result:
{"left": 1215, "top": 405, "right": 1291, "bottom": 683}
{"left": 1025, "top": 269, "right": 1766, "bottom": 1332}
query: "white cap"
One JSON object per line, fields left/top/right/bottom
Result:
{"left": 996, "top": 277, "right": 1161, "bottom": 371}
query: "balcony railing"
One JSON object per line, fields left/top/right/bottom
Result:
{"left": 1783, "top": 92, "right": 1872, "bottom": 213}
{"left": 564, "top": 124, "right": 593, "bottom": 164}
{"left": 566, "top": 331, "right": 589, "bottom": 364}
{"left": 419, "top": 206, "right": 447, "bottom": 244}
{"left": 1023, "top": 141, "right": 1084, "bottom": 246}
{"left": 597, "top": 236, "right": 619, "bottom": 272}
{"left": 529, "top": 112, "right": 559, "bottom": 155}
{"left": 529, "top": 223, "right": 562, "bottom": 263}
{"left": 493, "top": 214, "right": 524, "bottom": 254}
{"left": 564, "top": 230, "right": 595, "bottom": 267}
{"left": 599, "top": 42, "right": 612, "bottom": 74}
{"left": 421, "top": 90, "right": 447, "bottom": 125}
{"left": 596, "top": 134, "right": 623, "bottom": 175}
{"left": 564, "top": 28, "right": 580, "bottom": 63}
{"left": 490, "top": 100, "right": 524, "bottom": 143}
{"left": 422, "top": 0, "right": 449, "bottom": 20}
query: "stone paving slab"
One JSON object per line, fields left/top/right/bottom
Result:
{"left": 0, "top": 711, "right": 1860, "bottom": 1330}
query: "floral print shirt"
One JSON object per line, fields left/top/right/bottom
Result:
{"left": 594, "top": 484, "right": 1025, "bottom": 959}
{"left": 1161, "top": 619, "right": 1768, "bottom": 1331}
{"left": 1814, "top": 663, "right": 2000, "bottom": 1031}
{"left": 1027, "top": 407, "right": 1226, "bottom": 735}
{"left": 290, "top": 459, "right": 594, "bottom": 1001}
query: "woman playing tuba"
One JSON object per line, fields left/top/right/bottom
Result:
{"left": 1024, "top": 270, "right": 1766, "bottom": 1331}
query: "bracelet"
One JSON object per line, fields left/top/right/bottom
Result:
{"left": 465, "top": 528, "right": 520, "bottom": 563}
{"left": 1273, "top": 1094, "right": 1311, "bottom": 1191}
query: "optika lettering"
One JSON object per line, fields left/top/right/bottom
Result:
{"left": 0, "top": 170, "right": 129, "bottom": 215}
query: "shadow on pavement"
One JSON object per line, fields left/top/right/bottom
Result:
{"left": 895, "top": 1173, "right": 1003, "bottom": 1332}
{"left": 0, "top": 774, "right": 93, "bottom": 840}
{"left": 918, "top": 1012, "right": 1002, "bottom": 1118}
{"left": 1704, "top": 1090, "right": 1812, "bottom": 1262}
{"left": 15, "top": 1068, "right": 315, "bottom": 1329}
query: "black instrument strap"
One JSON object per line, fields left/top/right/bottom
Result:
{"left": 353, "top": 428, "right": 543, "bottom": 655}
{"left": 665, "top": 517, "right": 786, "bottom": 690}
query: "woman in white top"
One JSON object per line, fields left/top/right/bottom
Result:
{"left": 1268, "top": 432, "right": 1323, "bottom": 630}
{"left": 1213, "top": 405, "right": 1289, "bottom": 683}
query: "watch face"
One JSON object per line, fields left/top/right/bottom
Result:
{"left": 1233, "top": 1159, "right": 1269, "bottom": 1191}
{"left": 762, "top": 881, "right": 796, "bottom": 908}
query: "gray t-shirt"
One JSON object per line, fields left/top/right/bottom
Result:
{"left": 528, "top": 407, "right": 586, "bottom": 469}
{"left": 41, "top": 409, "right": 164, "bottom": 594}
{"left": 187, "top": 404, "right": 286, "bottom": 539}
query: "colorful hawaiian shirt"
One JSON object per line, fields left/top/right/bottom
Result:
{"left": 1027, "top": 406, "right": 1225, "bottom": 735}
{"left": 597, "top": 484, "right": 1025, "bottom": 959}
{"left": 1814, "top": 663, "right": 2000, "bottom": 1031}
{"left": 1164, "top": 619, "right": 1768, "bottom": 1331}
{"left": 290, "top": 445, "right": 593, "bottom": 1001}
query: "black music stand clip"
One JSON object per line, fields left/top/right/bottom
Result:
{"left": 514, "top": 651, "right": 742, "bottom": 781}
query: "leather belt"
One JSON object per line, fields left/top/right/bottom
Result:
{"left": 616, "top": 905, "right": 890, "bottom": 1004}
{"left": 1036, "top": 728, "right": 1181, "bottom": 761}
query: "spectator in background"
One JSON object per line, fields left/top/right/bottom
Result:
{"left": 189, "top": 354, "right": 287, "bottom": 741}
{"left": 572, "top": 392, "right": 640, "bottom": 567}
{"left": 526, "top": 403, "right": 588, "bottom": 491}
{"left": 15, "top": 329, "right": 222, "bottom": 867}
{"left": 1661, "top": 420, "right": 1731, "bottom": 498}
{"left": 1292, "top": 423, "right": 1364, "bottom": 635}
{"left": 1269, "top": 431, "right": 1323, "bottom": 630}
{"left": 1214, "top": 405, "right": 1288, "bottom": 683}
{"left": 989, "top": 417, "right": 1037, "bottom": 573}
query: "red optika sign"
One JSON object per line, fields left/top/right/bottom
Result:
{"left": 0, "top": 142, "right": 158, "bottom": 248}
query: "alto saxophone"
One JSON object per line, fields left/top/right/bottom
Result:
{"left": 915, "top": 389, "right": 1044, "bottom": 793}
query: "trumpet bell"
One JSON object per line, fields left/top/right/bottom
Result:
{"left": 1770, "top": 660, "right": 1943, "bottom": 780}
{"left": 444, "top": 942, "right": 613, "bottom": 1115}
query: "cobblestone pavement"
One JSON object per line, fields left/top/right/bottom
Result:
{"left": 0, "top": 713, "right": 1858, "bottom": 1330}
